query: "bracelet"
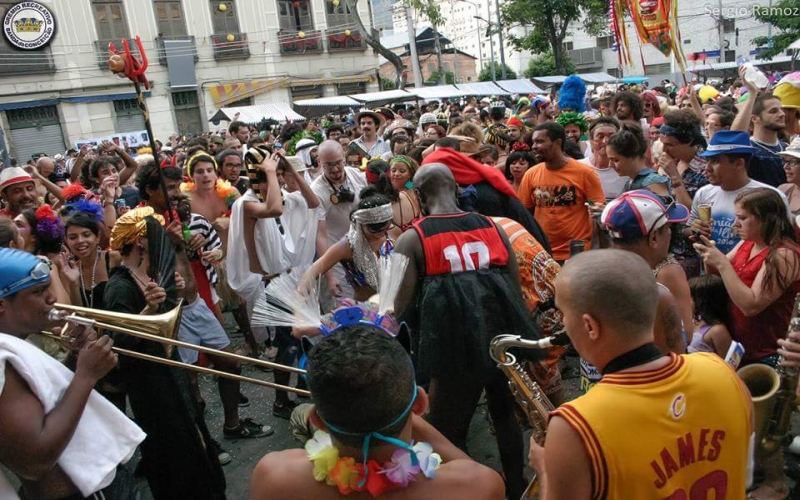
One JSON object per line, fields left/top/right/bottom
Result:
{"left": 671, "top": 179, "right": 684, "bottom": 189}
{"left": 104, "top": 201, "right": 114, "bottom": 207}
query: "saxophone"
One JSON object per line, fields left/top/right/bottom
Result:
{"left": 489, "top": 332, "right": 570, "bottom": 500}
{"left": 761, "top": 293, "right": 800, "bottom": 453}
{"left": 737, "top": 293, "right": 800, "bottom": 455}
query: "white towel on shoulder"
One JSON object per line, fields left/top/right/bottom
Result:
{"left": 0, "top": 333, "right": 145, "bottom": 497}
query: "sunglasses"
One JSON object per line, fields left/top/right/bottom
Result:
{"left": 365, "top": 221, "right": 392, "bottom": 234}
{"left": 1, "top": 259, "right": 51, "bottom": 297}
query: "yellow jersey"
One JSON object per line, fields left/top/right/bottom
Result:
{"left": 552, "top": 353, "right": 752, "bottom": 500}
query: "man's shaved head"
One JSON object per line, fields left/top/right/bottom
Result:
{"left": 558, "top": 249, "right": 658, "bottom": 340}
{"left": 414, "top": 163, "right": 456, "bottom": 199}
{"left": 317, "top": 139, "right": 343, "bottom": 158}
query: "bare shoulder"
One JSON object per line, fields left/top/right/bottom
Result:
{"left": 249, "top": 449, "right": 319, "bottom": 500}
{"left": 403, "top": 460, "right": 505, "bottom": 500}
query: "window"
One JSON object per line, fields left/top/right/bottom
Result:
{"left": 209, "top": 0, "right": 241, "bottom": 34}
{"left": 325, "top": 0, "right": 357, "bottom": 28}
{"left": 596, "top": 35, "right": 614, "bottom": 49}
{"left": 172, "top": 91, "right": 203, "bottom": 136}
{"left": 153, "top": 0, "right": 187, "bottom": 37}
{"left": 290, "top": 85, "right": 323, "bottom": 100}
{"left": 562, "top": 41, "right": 574, "bottom": 52}
{"left": 606, "top": 68, "right": 621, "bottom": 78}
{"left": 113, "top": 98, "right": 145, "bottom": 132}
{"left": 92, "top": 0, "right": 130, "bottom": 41}
{"left": 723, "top": 18, "right": 734, "bottom": 34}
{"left": 644, "top": 63, "right": 670, "bottom": 74}
{"left": 725, "top": 49, "right": 736, "bottom": 62}
{"left": 278, "top": 0, "right": 314, "bottom": 31}
{"left": 337, "top": 82, "right": 366, "bottom": 95}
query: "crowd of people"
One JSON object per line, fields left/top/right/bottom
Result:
{"left": 2, "top": 64, "right": 800, "bottom": 500}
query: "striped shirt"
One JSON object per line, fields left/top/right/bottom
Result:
{"left": 188, "top": 213, "right": 222, "bottom": 285}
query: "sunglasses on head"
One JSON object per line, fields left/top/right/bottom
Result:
{"left": 1, "top": 259, "right": 51, "bottom": 297}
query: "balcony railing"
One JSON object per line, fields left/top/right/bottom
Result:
{"left": 568, "top": 47, "right": 604, "bottom": 69}
{"left": 0, "top": 47, "right": 56, "bottom": 76}
{"left": 327, "top": 28, "right": 366, "bottom": 51}
{"left": 155, "top": 35, "right": 197, "bottom": 66}
{"left": 278, "top": 29, "right": 324, "bottom": 55}
{"left": 95, "top": 39, "right": 140, "bottom": 69}
{"left": 211, "top": 32, "right": 251, "bottom": 61}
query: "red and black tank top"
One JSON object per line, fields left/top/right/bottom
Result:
{"left": 412, "top": 212, "right": 509, "bottom": 276}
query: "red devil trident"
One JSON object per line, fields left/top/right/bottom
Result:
{"left": 107, "top": 36, "right": 173, "bottom": 223}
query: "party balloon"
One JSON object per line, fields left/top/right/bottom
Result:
{"left": 293, "top": 1, "right": 300, "bottom": 7}
{"left": 226, "top": 33, "right": 235, "bottom": 42}
{"left": 298, "top": 31, "right": 306, "bottom": 39}
{"left": 218, "top": 3, "right": 227, "bottom": 11}
{"left": 344, "top": 29, "right": 351, "bottom": 36}
{"left": 333, "top": 0, "right": 340, "bottom": 5}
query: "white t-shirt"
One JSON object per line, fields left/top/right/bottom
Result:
{"left": 311, "top": 167, "right": 368, "bottom": 246}
{"left": 690, "top": 180, "right": 790, "bottom": 254}
{"left": 580, "top": 157, "right": 629, "bottom": 200}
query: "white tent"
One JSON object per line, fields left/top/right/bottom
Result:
{"left": 496, "top": 79, "right": 546, "bottom": 94}
{"left": 210, "top": 103, "right": 305, "bottom": 124}
{"left": 454, "top": 81, "right": 511, "bottom": 96}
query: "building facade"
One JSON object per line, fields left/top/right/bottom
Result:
{"left": 389, "top": 0, "right": 529, "bottom": 77}
{"left": 0, "top": 0, "right": 380, "bottom": 162}
{"left": 565, "top": 0, "right": 785, "bottom": 82}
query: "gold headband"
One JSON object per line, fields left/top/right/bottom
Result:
{"left": 109, "top": 206, "right": 165, "bottom": 250}
{"left": 186, "top": 152, "right": 218, "bottom": 177}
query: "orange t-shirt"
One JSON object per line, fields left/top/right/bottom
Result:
{"left": 518, "top": 159, "right": 605, "bottom": 261}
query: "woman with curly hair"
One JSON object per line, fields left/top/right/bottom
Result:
{"left": 556, "top": 111, "right": 590, "bottom": 156}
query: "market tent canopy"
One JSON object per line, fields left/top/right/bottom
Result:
{"left": 689, "top": 55, "right": 793, "bottom": 72}
{"left": 532, "top": 75, "right": 567, "bottom": 85}
{"left": 579, "top": 72, "right": 618, "bottom": 84}
{"left": 620, "top": 76, "right": 648, "bottom": 84}
{"left": 454, "top": 81, "right": 511, "bottom": 96}
{"left": 406, "top": 85, "right": 461, "bottom": 99}
{"left": 495, "top": 79, "right": 545, "bottom": 95}
{"left": 209, "top": 103, "right": 305, "bottom": 124}
{"left": 349, "top": 89, "right": 413, "bottom": 106}
{"left": 293, "top": 95, "right": 363, "bottom": 116}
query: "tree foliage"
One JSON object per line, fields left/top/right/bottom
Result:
{"left": 524, "top": 51, "right": 576, "bottom": 78}
{"left": 478, "top": 62, "right": 517, "bottom": 82}
{"left": 751, "top": 0, "right": 800, "bottom": 61}
{"left": 380, "top": 77, "right": 397, "bottom": 90}
{"left": 427, "top": 70, "right": 455, "bottom": 84}
{"left": 501, "top": 0, "right": 607, "bottom": 75}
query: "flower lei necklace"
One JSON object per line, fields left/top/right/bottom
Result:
{"left": 306, "top": 430, "right": 441, "bottom": 498}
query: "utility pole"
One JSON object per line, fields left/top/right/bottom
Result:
{"left": 486, "top": 2, "right": 496, "bottom": 81}
{"left": 717, "top": 0, "right": 725, "bottom": 63}
{"left": 494, "top": 0, "right": 506, "bottom": 79}
{"left": 405, "top": 2, "right": 424, "bottom": 88}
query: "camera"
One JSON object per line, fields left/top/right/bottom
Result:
{"left": 330, "top": 184, "right": 354, "bottom": 205}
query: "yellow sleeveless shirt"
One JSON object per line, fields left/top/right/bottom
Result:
{"left": 552, "top": 353, "right": 752, "bottom": 500}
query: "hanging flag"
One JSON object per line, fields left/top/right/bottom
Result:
{"left": 610, "top": 0, "right": 687, "bottom": 73}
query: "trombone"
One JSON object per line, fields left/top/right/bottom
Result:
{"left": 42, "top": 301, "right": 310, "bottom": 397}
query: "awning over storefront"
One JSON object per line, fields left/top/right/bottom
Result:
{"left": 209, "top": 103, "right": 305, "bottom": 124}
{"left": 208, "top": 79, "right": 289, "bottom": 108}
{"left": 532, "top": 75, "right": 566, "bottom": 85}
{"left": 0, "top": 91, "right": 152, "bottom": 111}
{"left": 290, "top": 75, "right": 373, "bottom": 87}
{"left": 495, "top": 79, "right": 545, "bottom": 95}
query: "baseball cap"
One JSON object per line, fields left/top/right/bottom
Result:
{"left": 0, "top": 249, "right": 52, "bottom": 299}
{"left": 0, "top": 167, "right": 34, "bottom": 192}
{"left": 601, "top": 190, "right": 689, "bottom": 240}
